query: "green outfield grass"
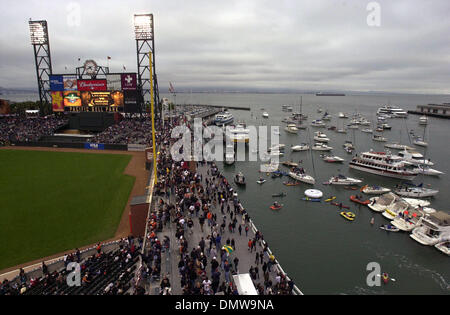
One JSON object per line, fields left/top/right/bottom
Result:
{"left": 0, "top": 149, "right": 135, "bottom": 271}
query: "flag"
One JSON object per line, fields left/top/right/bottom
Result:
{"left": 169, "top": 82, "right": 175, "bottom": 93}
{"left": 222, "top": 245, "right": 234, "bottom": 255}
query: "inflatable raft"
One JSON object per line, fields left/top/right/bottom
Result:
{"left": 350, "top": 195, "right": 370, "bottom": 205}
{"left": 340, "top": 211, "right": 356, "bottom": 221}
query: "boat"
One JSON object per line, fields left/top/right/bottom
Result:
{"left": 322, "top": 112, "right": 332, "bottom": 121}
{"left": 282, "top": 105, "right": 293, "bottom": 112}
{"left": 305, "top": 189, "right": 323, "bottom": 198}
{"left": 291, "top": 144, "right": 310, "bottom": 152}
{"left": 327, "top": 174, "right": 362, "bottom": 185}
{"left": 325, "top": 196, "right": 336, "bottom": 202}
{"left": 341, "top": 212, "right": 356, "bottom": 221}
{"left": 215, "top": 111, "right": 234, "bottom": 125}
{"left": 311, "top": 119, "right": 326, "bottom": 127}
{"left": 262, "top": 112, "right": 269, "bottom": 118}
{"left": 377, "top": 105, "right": 408, "bottom": 117}
{"left": 227, "top": 124, "right": 250, "bottom": 144}
{"left": 270, "top": 202, "right": 283, "bottom": 210}
{"left": 302, "top": 197, "right": 321, "bottom": 202}
{"left": 384, "top": 142, "right": 414, "bottom": 150}
{"left": 317, "top": 106, "right": 323, "bottom": 113}
{"left": 272, "top": 192, "right": 287, "bottom": 197}
{"left": 343, "top": 141, "right": 355, "bottom": 153}
{"left": 311, "top": 143, "right": 333, "bottom": 151}
{"left": 410, "top": 165, "right": 444, "bottom": 176}
{"left": 271, "top": 171, "right": 284, "bottom": 178}
{"left": 361, "top": 184, "right": 391, "bottom": 195}
{"left": 313, "top": 131, "right": 329, "bottom": 142}
{"left": 331, "top": 202, "right": 350, "bottom": 209}
{"left": 288, "top": 171, "right": 315, "bottom": 185}
{"left": 322, "top": 155, "right": 345, "bottom": 163}
{"left": 382, "top": 199, "right": 411, "bottom": 220}
{"left": 285, "top": 124, "right": 299, "bottom": 134}
{"left": 380, "top": 123, "right": 391, "bottom": 130}
{"left": 283, "top": 181, "right": 301, "bottom": 186}
{"left": 412, "top": 136, "right": 428, "bottom": 147}
{"left": 260, "top": 162, "right": 279, "bottom": 173}
{"left": 338, "top": 112, "right": 348, "bottom": 118}
{"left": 282, "top": 161, "right": 299, "bottom": 168}
{"left": 419, "top": 115, "right": 428, "bottom": 125}
{"left": 367, "top": 192, "right": 400, "bottom": 212}
{"left": 372, "top": 134, "right": 387, "bottom": 142}
{"left": 361, "top": 128, "right": 373, "bottom": 133}
{"left": 349, "top": 151, "right": 417, "bottom": 180}
{"left": 379, "top": 224, "right": 399, "bottom": 232}
{"left": 397, "top": 149, "right": 433, "bottom": 166}
{"left": 268, "top": 144, "right": 286, "bottom": 152}
{"left": 410, "top": 211, "right": 450, "bottom": 246}
{"left": 256, "top": 179, "right": 266, "bottom": 184}
{"left": 394, "top": 184, "right": 439, "bottom": 198}
{"left": 224, "top": 143, "right": 235, "bottom": 165}
{"left": 350, "top": 195, "right": 370, "bottom": 205}
{"left": 234, "top": 172, "right": 246, "bottom": 186}
{"left": 434, "top": 240, "right": 450, "bottom": 256}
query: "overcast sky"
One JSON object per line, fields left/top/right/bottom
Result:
{"left": 1, "top": 0, "right": 449, "bottom": 94}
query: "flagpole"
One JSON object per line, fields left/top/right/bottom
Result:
{"left": 149, "top": 52, "right": 157, "bottom": 185}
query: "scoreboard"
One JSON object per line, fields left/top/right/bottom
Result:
{"left": 50, "top": 73, "right": 140, "bottom": 113}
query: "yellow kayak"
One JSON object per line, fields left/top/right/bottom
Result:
{"left": 340, "top": 211, "right": 356, "bottom": 221}
{"left": 325, "top": 196, "right": 336, "bottom": 202}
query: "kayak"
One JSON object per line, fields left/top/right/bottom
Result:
{"left": 331, "top": 202, "right": 350, "bottom": 209}
{"left": 380, "top": 225, "right": 399, "bottom": 232}
{"left": 302, "top": 197, "right": 321, "bottom": 202}
{"left": 272, "top": 192, "right": 287, "bottom": 197}
{"left": 270, "top": 204, "right": 283, "bottom": 210}
{"left": 256, "top": 179, "right": 266, "bottom": 184}
{"left": 350, "top": 195, "right": 370, "bottom": 205}
{"left": 340, "top": 211, "right": 356, "bottom": 221}
{"left": 325, "top": 196, "right": 336, "bottom": 202}
{"left": 283, "top": 181, "right": 300, "bottom": 186}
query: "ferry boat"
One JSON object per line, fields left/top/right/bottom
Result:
{"left": 349, "top": 151, "right": 417, "bottom": 180}
{"left": 215, "top": 111, "right": 234, "bottom": 125}
{"left": 410, "top": 211, "right": 450, "bottom": 246}
{"left": 377, "top": 105, "right": 408, "bottom": 117}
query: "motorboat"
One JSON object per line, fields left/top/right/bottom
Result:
{"left": 214, "top": 111, "right": 234, "bottom": 125}
{"left": 314, "top": 131, "right": 330, "bottom": 142}
{"left": 412, "top": 136, "right": 428, "bottom": 147}
{"left": 224, "top": 144, "right": 235, "bottom": 165}
{"left": 380, "top": 123, "right": 391, "bottom": 130}
{"left": 234, "top": 172, "right": 246, "bottom": 186}
{"left": 361, "top": 185, "right": 391, "bottom": 195}
{"left": 327, "top": 174, "right": 362, "bottom": 186}
{"left": 434, "top": 240, "right": 450, "bottom": 256}
{"left": 367, "top": 192, "right": 400, "bottom": 212}
{"left": 291, "top": 144, "right": 310, "bottom": 152}
{"left": 349, "top": 151, "right": 417, "bottom": 180}
{"left": 288, "top": 170, "right": 315, "bottom": 185}
{"left": 397, "top": 149, "right": 433, "bottom": 166}
{"left": 382, "top": 199, "right": 411, "bottom": 220}
{"left": 419, "top": 115, "right": 428, "bottom": 125}
{"left": 256, "top": 178, "right": 266, "bottom": 184}
{"left": 410, "top": 165, "right": 444, "bottom": 176}
{"left": 317, "top": 106, "right": 323, "bottom": 113}
{"left": 338, "top": 112, "right": 348, "bottom": 118}
{"left": 311, "top": 119, "right": 326, "bottom": 127}
{"left": 343, "top": 141, "right": 355, "bottom": 152}
{"left": 285, "top": 124, "right": 299, "bottom": 134}
{"left": 268, "top": 144, "right": 286, "bottom": 152}
{"left": 282, "top": 161, "right": 299, "bottom": 168}
{"left": 390, "top": 206, "right": 435, "bottom": 232}
{"left": 394, "top": 184, "right": 439, "bottom": 198}
{"left": 260, "top": 162, "right": 279, "bottom": 173}
{"left": 347, "top": 123, "right": 359, "bottom": 129}
{"left": 322, "top": 155, "right": 345, "bottom": 163}
{"left": 379, "top": 224, "right": 399, "bottom": 232}
{"left": 227, "top": 124, "right": 250, "bottom": 144}
{"left": 361, "top": 128, "right": 373, "bottom": 133}
{"left": 336, "top": 128, "right": 347, "bottom": 134}
{"left": 322, "top": 112, "right": 332, "bottom": 121}
{"left": 262, "top": 112, "right": 269, "bottom": 118}
{"left": 311, "top": 143, "right": 333, "bottom": 151}
{"left": 410, "top": 211, "right": 450, "bottom": 246}
{"left": 384, "top": 143, "right": 414, "bottom": 150}
{"left": 372, "top": 134, "right": 387, "bottom": 142}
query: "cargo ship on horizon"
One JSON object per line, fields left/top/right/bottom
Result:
{"left": 316, "top": 92, "right": 346, "bottom": 96}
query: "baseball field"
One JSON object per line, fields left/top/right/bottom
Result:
{"left": 0, "top": 149, "right": 136, "bottom": 271}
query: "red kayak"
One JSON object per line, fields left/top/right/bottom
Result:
{"left": 270, "top": 204, "right": 283, "bottom": 210}
{"left": 350, "top": 195, "right": 370, "bottom": 205}
{"left": 330, "top": 202, "right": 350, "bottom": 209}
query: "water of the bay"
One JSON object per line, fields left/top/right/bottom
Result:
{"left": 163, "top": 92, "right": 449, "bottom": 295}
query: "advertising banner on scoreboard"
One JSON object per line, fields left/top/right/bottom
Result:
{"left": 63, "top": 75, "right": 78, "bottom": 91}
{"left": 77, "top": 79, "right": 107, "bottom": 91}
{"left": 121, "top": 73, "right": 137, "bottom": 90}
{"left": 51, "top": 91, "right": 64, "bottom": 112}
{"left": 50, "top": 75, "right": 64, "bottom": 91}
{"left": 106, "top": 74, "right": 122, "bottom": 91}
{"left": 124, "top": 90, "right": 139, "bottom": 113}
{"left": 63, "top": 91, "right": 81, "bottom": 107}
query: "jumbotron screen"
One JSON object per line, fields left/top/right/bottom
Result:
{"left": 50, "top": 73, "right": 138, "bottom": 113}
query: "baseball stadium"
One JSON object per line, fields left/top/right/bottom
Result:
{"left": 0, "top": 14, "right": 299, "bottom": 297}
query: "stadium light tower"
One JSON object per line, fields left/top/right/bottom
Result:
{"left": 29, "top": 20, "right": 53, "bottom": 106}
{"left": 133, "top": 13, "right": 160, "bottom": 114}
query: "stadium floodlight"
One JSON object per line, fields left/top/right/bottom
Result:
{"left": 29, "top": 20, "right": 49, "bottom": 45}
{"left": 134, "top": 14, "right": 153, "bottom": 40}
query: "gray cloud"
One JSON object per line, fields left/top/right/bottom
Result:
{"left": 0, "top": 0, "right": 449, "bottom": 94}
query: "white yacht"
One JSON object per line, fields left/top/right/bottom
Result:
{"left": 313, "top": 131, "right": 330, "bottom": 142}
{"left": 262, "top": 112, "right": 269, "bottom": 118}
{"left": 382, "top": 199, "right": 411, "bottom": 220}
{"left": 288, "top": 171, "right": 315, "bottom": 185}
{"left": 349, "top": 151, "right": 417, "bottom": 180}
{"left": 394, "top": 184, "right": 439, "bottom": 198}
{"left": 224, "top": 144, "right": 235, "bottom": 165}
{"left": 419, "top": 115, "right": 428, "bottom": 125}
{"left": 410, "top": 211, "right": 450, "bottom": 246}
{"left": 291, "top": 144, "right": 310, "bottom": 152}
{"left": 322, "top": 155, "right": 345, "bottom": 163}
{"left": 311, "top": 119, "right": 326, "bottom": 127}
{"left": 227, "top": 124, "right": 250, "bottom": 144}
{"left": 390, "top": 207, "right": 436, "bottom": 232}
{"left": 285, "top": 124, "right": 299, "bottom": 134}
{"left": 384, "top": 143, "right": 414, "bottom": 150}
{"left": 410, "top": 165, "right": 444, "bottom": 176}
{"left": 361, "top": 128, "right": 373, "bottom": 133}
{"left": 338, "top": 112, "right": 348, "bottom": 118}
{"left": 327, "top": 174, "right": 362, "bottom": 185}
{"left": 268, "top": 144, "right": 286, "bottom": 152}
{"left": 311, "top": 143, "right": 333, "bottom": 151}
{"left": 367, "top": 192, "right": 400, "bottom": 212}
{"left": 215, "top": 111, "right": 234, "bottom": 125}
{"left": 397, "top": 149, "right": 433, "bottom": 166}
{"left": 336, "top": 128, "right": 347, "bottom": 134}
{"left": 412, "top": 136, "right": 428, "bottom": 147}
{"left": 260, "top": 162, "right": 279, "bottom": 173}
{"left": 435, "top": 240, "right": 450, "bottom": 256}
{"left": 361, "top": 185, "right": 391, "bottom": 195}
{"left": 372, "top": 134, "right": 387, "bottom": 142}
